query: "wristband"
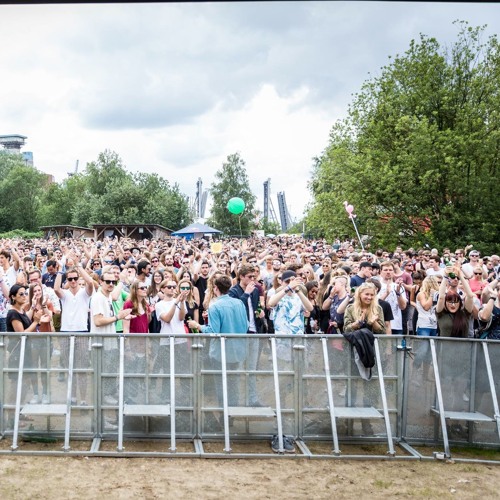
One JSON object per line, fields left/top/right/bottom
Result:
{"left": 489, "top": 297, "right": 496, "bottom": 302}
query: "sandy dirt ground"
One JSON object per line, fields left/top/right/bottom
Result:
{"left": 0, "top": 455, "right": 499, "bottom": 499}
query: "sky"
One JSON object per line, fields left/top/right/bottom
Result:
{"left": 1, "top": 1, "right": 500, "bottom": 225}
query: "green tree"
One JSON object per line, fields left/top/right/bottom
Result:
{"left": 207, "top": 153, "right": 256, "bottom": 236}
{"left": 307, "top": 22, "right": 500, "bottom": 253}
{"left": 0, "top": 153, "right": 46, "bottom": 232}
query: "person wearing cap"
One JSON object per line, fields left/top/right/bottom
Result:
{"left": 350, "top": 261, "right": 373, "bottom": 288}
{"left": 267, "top": 270, "right": 313, "bottom": 335}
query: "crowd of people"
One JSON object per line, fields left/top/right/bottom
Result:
{"left": 1, "top": 234, "right": 499, "bottom": 446}
{"left": 1, "top": 235, "right": 499, "bottom": 339}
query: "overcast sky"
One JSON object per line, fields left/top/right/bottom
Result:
{"left": 1, "top": 2, "right": 499, "bottom": 224}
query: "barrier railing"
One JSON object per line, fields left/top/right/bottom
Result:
{"left": 1, "top": 333, "right": 499, "bottom": 461}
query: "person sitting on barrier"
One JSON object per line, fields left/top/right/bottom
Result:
{"left": 435, "top": 266, "right": 474, "bottom": 337}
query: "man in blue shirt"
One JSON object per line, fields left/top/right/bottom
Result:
{"left": 188, "top": 275, "right": 248, "bottom": 406}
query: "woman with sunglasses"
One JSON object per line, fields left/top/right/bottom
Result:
{"left": 153, "top": 279, "right": 190, "bottom": 400}
{"left": 122, "top": 281, "right": 150, "bottom": 400}
{"left": 6, "top": 284, "right": 48, "bottom": 414}
{"left": 435, "top": 266, "right": 474, "bottom": 337}
{"left": 147, "top": 270, "right": 164, "bottom": 333}
{"left": 178, "top": 279, "right": 199, "bottom": 332}
{"left": 304, "top": 281, "right": 321, "bottom": 334}
{"left": 469, "top": 266, "right": 488, "bottom": 302}
{"left": 123, "top": 281, "right": 150, "bottom": 334}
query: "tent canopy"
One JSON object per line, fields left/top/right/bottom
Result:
{"left": 171, "top": 222, "right": 222, "bottom": 238}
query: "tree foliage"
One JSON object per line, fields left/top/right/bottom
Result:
{"left": 207, "top": 153, "right": 257, "bottom": 236}
{"left": 0, "top": 149, "right": 192, "bottom": 233}
{"left": 0, "top": 152, "right": 46, "bottom": 231}
{"left": 306, "top": 22, "right": 500, "bottom": 253}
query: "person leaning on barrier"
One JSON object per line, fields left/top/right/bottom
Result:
{"left": 343, "top": 282, "right": 385, "bottom": 334}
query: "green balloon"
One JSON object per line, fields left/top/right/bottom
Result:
{"left": 227, "top": 197, "right": 245, "bottom": 215}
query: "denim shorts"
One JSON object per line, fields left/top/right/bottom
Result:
{"left": 416, "top": 327, "right": 438, "bottom": 337}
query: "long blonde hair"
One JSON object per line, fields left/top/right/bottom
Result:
{"left": 420, "top": 276, "right": 440, "bottom": 299}
{"left": 351, "top": 282, "right": 380, "bottom": 324}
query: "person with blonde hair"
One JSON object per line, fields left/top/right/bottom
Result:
{"left": 415, "top": 276, "right": 441, "bottom": 336}
{"left": 344, "top": 282, "right": 385, "bottom": 333}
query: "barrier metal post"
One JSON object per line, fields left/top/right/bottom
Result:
{"left": 170, "top": 336, "right": 176, "bottom": 452}
{"left": 482, "top": 342, "right": 500, "bottom": 442}
{"left": 430, "top": 338, "right": 451, "bottom": 458}
{"left": 374, "top": 338, "right": 395, "bottom": 456}
{"left": 11, "top": 336, "right": 27, "bottom": 451}
{"left": 321, "top": 337, "right": 340, "bottom": 455}
{"left": 270, "top": 337, "right": 284, "bottom": 453}
{"left": 117, "top": 336, "right": 125, "bottom": 451}
{"left": 63, "top": 336, "right": 75, "bottom": 451}
{"left": 220, "top": 336, "right": 231, "bottom": 452}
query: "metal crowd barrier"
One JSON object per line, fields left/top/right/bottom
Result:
{"left": 0, "top": 333, "right": 499, "bottom": 461}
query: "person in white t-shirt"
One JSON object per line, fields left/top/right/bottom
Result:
{"left": 378, "top": 261, "right": 407, "bottom": 335}
{"left": 153, "top": 278, "right": 190, "bottom": 401}
{"left": 91, "top": 272, "right": 133, "bottom": 410}
{"left": 55, "top": 263, "right": 94, "bottom": 406}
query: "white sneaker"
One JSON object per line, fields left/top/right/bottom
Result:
{"left": 41, "top": 394, "right": 50, "bottom": 405}
{"left": 30, "top": 395, "right": 40, "bottom": 404}
{"left": 103, "top": 395, "right": 118, "bottom": 405}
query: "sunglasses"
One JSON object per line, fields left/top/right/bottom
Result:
{"left": 182, "top": 261, "right": 190, "bottom": 265}
{"left": 103, "top": 280, "right": 117, "bottom": 285}
{"left": 17, "top": 292, "right": 29, "bottom": 296}
{"left": 179, "top": 286, "right": 191, "bottom": 291}
{"left": 67, "top": 277, "right": 79, "bottom": 282}
{"left": 474, "top": 273, "right": 483, "bottom": 276}
{"left": 151, "top": 259, "right": 159, "bottom": 263}
{"left": 163, "top": 285, "right": 176, "bottom": 289}
{"left": 138, "top": 285, "right": 148, "bottom": 290}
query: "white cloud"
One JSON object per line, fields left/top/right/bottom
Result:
{"left": 1, "top": 2, "right": 500, "bottom": 226}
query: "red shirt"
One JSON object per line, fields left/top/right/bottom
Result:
{"left": 123, "top": 299, "right": 149, "bottom": 333}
